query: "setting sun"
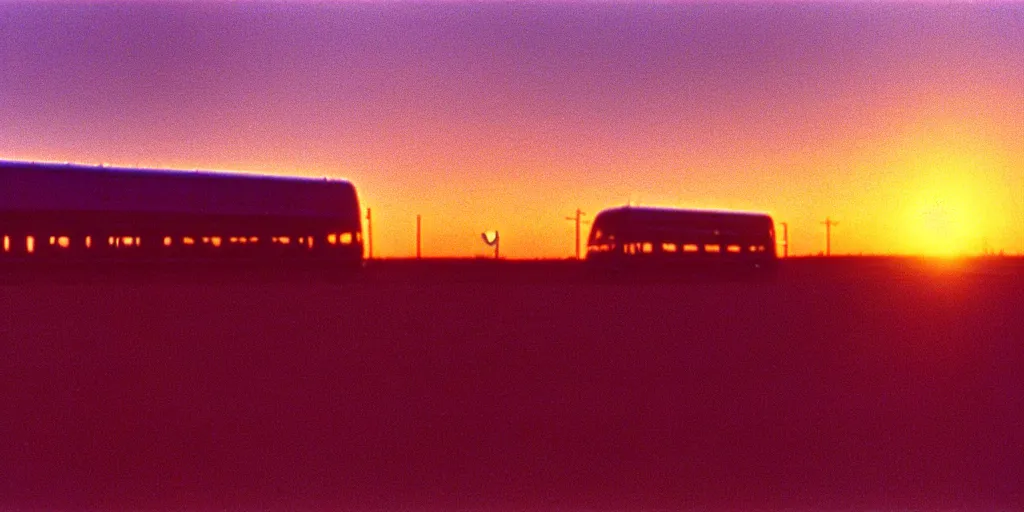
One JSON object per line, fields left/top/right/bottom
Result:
{"left": 887, "top": 132, "right": 1014, "bottom": 258}
{"left": 908, "top": 199, "right": 975, "bottom": 257}
{"left": 899, "top": 164, "right": 992, "bottom": 257}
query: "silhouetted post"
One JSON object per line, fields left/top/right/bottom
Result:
{"left": 481, "top": 231, "right": 500, "bottom": 259}
{"left": 366, "top": 208, "right": 373, "bottom": 260}
{"left": 821, "top": 217, "right": 838, "bottom": 256}
{"left": 565, "top": 209, "right": 586, "bottom": 260}
{"left": 416, "top": 214, "right": 422, "bottom": 259}
{"left": 780, "top": 222, "right": 789, "bottom": 258}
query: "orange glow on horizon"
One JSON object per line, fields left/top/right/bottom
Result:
{"left": 890, "top": 143, "right": 1007, "bottom": 258}
{"left": 3, "top": 3, "right": 1023, "bottom": 259}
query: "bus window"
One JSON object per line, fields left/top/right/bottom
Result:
{"left": 57, "top": 236, "right": 70, "bottom": 248}
{"left": 340, "top": 233, "right": 353, "bottom": 245}
{"left": 642, "top": 242, "right": 653, "bottom": 254}
{"left": 727, "top": 245, "right": 741, "bottom": 253}
{"left": 210, "top": 237, "right": 222, "bottom": 248}
{"left": 662, "top": 243, "right": 677, "bottom": 253}
{"left": 3, "top": 236, "right": 9, "bottom": 252}
{"left": 183, "top": 237, "right": 195, "bottom": 245}
{"left": 683, "top": 244, "right": 699, "bottom": 253}
{"left": 26, "top": 236, "right": 35, "bottom": 254}
{"left": 327, "top": 234, "right": 337, "bottom": 245}
{"left": 705, "top": 244, "right": 721, "bottom": 253}
{"left": 85, "top": 236, "right": 92, "bottom": 248}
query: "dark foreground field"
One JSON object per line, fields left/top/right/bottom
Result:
{"left": 2, "top": 258, "right": 1022, "bottom": 510}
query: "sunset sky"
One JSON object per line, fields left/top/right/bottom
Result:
{"left": 2, "top": 1, "right": 1022, "bottom": 258}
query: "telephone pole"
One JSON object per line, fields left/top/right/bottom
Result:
{"left": 564, "top": 209, "right": 586, "bottom": 260}
{"left": 821, "top": 217, "right": 838, "bottom": 256}
{"left": 416, "top": 214, "right": 422, "bottom": 259}
{"left": 366, "top": 208, "right": 373, "bottom": 260}
{"left": 780, "top": 222, "right": 789, "bottom": 258}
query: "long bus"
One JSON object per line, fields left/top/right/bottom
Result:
{"left": 585, "top": 206, "right": 777, "bottom": 276}
{"left": 0, "top": 160, "right": 363, "bottom": 276}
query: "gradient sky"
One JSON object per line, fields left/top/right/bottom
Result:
{"left": 2, "top": 1, "right": 1022, "bottom": 258}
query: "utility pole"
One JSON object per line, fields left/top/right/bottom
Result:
{"left": 366, "top": 207, "right": 373, "bottom": 260}
{"left": 564, "top": 209, "right": 586, "bottom": 260}
{"left": 416, "top": 214, "right": 422, "bottom": 259}
{"left": 780, "top": 222, "right": 789, "bottom": 258}
{"left": 821, "top": 217, "right": 838, "bottom": 256}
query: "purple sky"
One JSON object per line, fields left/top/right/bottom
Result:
{"left": 2, "top": 1, "right": 1022, "bottom": 257}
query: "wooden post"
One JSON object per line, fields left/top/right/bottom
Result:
{"left": 821, "top": 217, "right": 838, "bottom": 256}
{"left": 366, "top": 208, "right": 373, "bottom": 260}
{"left": 565, "top": 209, "right": 586, "bottom": 260}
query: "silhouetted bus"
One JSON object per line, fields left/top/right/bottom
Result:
{"left": 585, "top": 206, "right": 777, "bottom": 276}
{"left": 0, "top": 161, "right": 363, "bottom": 275}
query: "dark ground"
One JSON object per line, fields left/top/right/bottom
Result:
{"left": 2, "top": 257, "right": 1022, "bottom": 510}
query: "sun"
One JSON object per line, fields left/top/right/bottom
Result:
{"left": 908, "top": 199, "right": 967, "bottom": 256}
{"left": 884, "top": 121, "right": 1011, "bottom": 258}
{"left": 902, "top": 183, "right": 988, "bottom": 257}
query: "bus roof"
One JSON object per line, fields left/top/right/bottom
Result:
{"left": 0, "top": 161, "right": 358, "bottom": 219}
{"left": 593, "top": 206, "right": 772, "bottom": 223}
{"left": 590, "top": 206, "right": 774, "bottom": 240}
